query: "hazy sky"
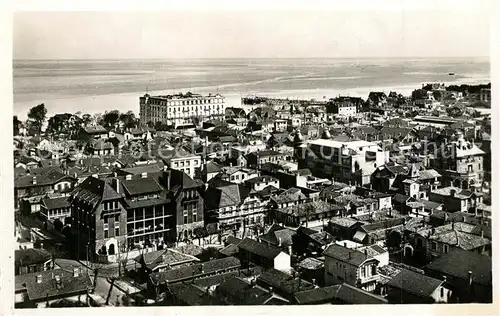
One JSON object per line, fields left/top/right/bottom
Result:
{"left": 14, "top": 10, "right": 491, "bottom": 59}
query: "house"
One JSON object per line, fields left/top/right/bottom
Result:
{"left": 86, "top": 139, "right": 115, "bottom": 156}
{"left": 200, "top": 161, "right": 222, "bottom": 182}
{"left": 366, "top": 92, "right": 388, "bottom": 108}
{"left": 386, "top": 268, "right": 451, "bottom": 304}
{"left": 214, "top": 277, "right": 289, "bottom": 305}
{"left": 302, "top": 139, "right": 389, "bottom": 186}
{"left": 78, "top": 125, "right": 108, "bottom": 141}
{"left": 244, "top": 175, "right": 280, "bottom": 191}
{"left": 15, "top": 248, "right": 53, "bottom": 275}
{"left": 14, "top": 170, "right": 77, "bottom": 212}
{"left": 353, "top": 217, "right": 407, "bottom": 245}
{"left": 294, "top": 283, "right": 388, "bottom": 305}
{"left": 246, "top": 150, "right": 289, "bottom": 168}
{"left": 163, "top": 283, "right": 217, "bottom": 306}
{"left": 272, "top": 200, "right": 344, "bottom": 228}
{"left": 323, "top": 243, "right": 380, "bottom": 291}
{"left": 15, "top": 268, "right": 93, "bottom": 307}
{"left": 147, "top": 256, "right": 241, "bottom": 299}
{"left": 221, "top": 166, "right": 259, "bottom": 184}
{"left": 258, "top": 223, "right": 296, "bottom": 249}
{"left": 256, "top": 268, "right": 314, "bottom": 301}
{"left": 41, "top": 196, "right": 71, "bottom": 224}
{"left": 237, "top": 238, "right": 291, "bottom": 272}
{"left": 429, "top": 132, "right": 485, "bottom": 190}
{"left": 134, "top": 248, "right": 200, "bottom": 276}
{"left": 424, "top": 249, "right": 492, "bottom": 303}
{"left": 292, "top": 226, "right": 335, "bottom": 258}
{"left": 162, "top": 148, "right": 202, "bottom": 179}
{"left": 412, "top": 222, "right": 491, "bottom": 261}
{"left": 327, "top": 217, "right": 362, "bottom": 241}
{"left": 428, "top": 187, "right": 483, "bottom": 213}
{"left": 270, "top": 187, "right": 307, "bottom": 209}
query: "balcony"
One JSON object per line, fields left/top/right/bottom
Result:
{"left": 358, "top": 274, "right": 379, "bottom": 284}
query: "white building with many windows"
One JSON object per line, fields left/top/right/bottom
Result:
{"left": 140, "top": 91, "right": 226, "bottom": 128}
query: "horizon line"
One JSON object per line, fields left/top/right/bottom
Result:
{"left": 13, "top": 56, "right": 490, "bottom": 62}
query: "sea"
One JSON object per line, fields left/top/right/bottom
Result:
{"left": 13, "top": 57, "right": 490, "bottom": 119}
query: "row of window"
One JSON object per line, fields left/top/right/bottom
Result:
{"left": 148, "top": 98, "right": 224, "bottom": 106}
{"left": 173, "top": 159, "right": 199, "bottom": 167}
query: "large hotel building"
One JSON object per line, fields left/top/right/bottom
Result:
{"left": 140, "top": 91, "right": 226, "bottom": 128}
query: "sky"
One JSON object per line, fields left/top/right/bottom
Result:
{"left": 13, "top": 9, "right": 491, "bottom": 59}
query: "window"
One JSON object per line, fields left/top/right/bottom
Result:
{"left": 361, "top": 266, "right": 366, "bottom": 278}
{"left": 115, "top": 223, "right": 120, "bottom": 236}
{"left": 440, "top": 287, "right": 444, "bottom": 297}
{"left": 184, "top": 213, "right": 188, "bottom": 224}
{"left": 444, "top": 245, "right": 449, "bottom": 253}
{"left": 104, "top": 223, "right": 109, "bottom": 238}
{"left": 431, "top": 242, "right": 437, "bottom": 250}
{"left": 192, "top": 212, "right": 197, "bottom": 223}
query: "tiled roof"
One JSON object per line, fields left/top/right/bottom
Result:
{"left": 424, "top": 249, "right": 492, "bottom": 286}
{"left": 387, "top": 268, "right": 443, "bottom": 297}
{"left": 167, "top": 283, "right": 216, "bottom": 305}
{"left": 134, "top": 249, "right": 199, "bottom": 270}
{"left": 42, "top": 196, "right": 71, "bottom": 210}
{"left": 203, "top": 161, "right": 222, "bottom": 174}
{"left": 238, "top": 238, "right": 283, "bottom": 260}
{"left": 329, "top": 217, "right": 359, "bottom": 228}
{"left": 19, "top": 269, "right": 92, "bottom": 302}
{"left": 121, "top": 177, "right": 163, "bottom": 196}
{"left": 15, "top": 169, "right": 73, "bottom": 189}
{"left": 418, "top": 169, "right": 441, "bottom": 180}
{"left": 257, "top": 268, "right": 314, "bottom": 296}
{"left": 298, "top": 257, "right": 324, "bottom": 270}
{"left": 294, "top": 283, "right": 388, "bottom": 304}
{"left": 15, "top": 248, "right": 52, "bottom": 266}
{"left": 193, "top": 271, "right": 240, "bottom": 288}
{"left": 323, "top": 244, "right": 377, "bottom": 267}
{"left": 72, "top": 176, "right": 122, "bottom": 207}
{"left": 150, "top": 256, "right": 241, "bottom": 285}
{"left": 205, "top": 181, "right": 242, "bottom": 209}
{"left": 271, "top": 187, "right": 307, "bottom": 204}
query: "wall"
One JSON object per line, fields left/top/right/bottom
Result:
{"left": 273, "top": 252, "right": 291, "bottom": 273}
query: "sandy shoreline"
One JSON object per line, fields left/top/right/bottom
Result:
{"left": 13, "top": 76, "right": 490, "bottom": 120}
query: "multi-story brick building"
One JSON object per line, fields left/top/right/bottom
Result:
{"left": 139, "top": 91, "right": 226, "bottom": 128}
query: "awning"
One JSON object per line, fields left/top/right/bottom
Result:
{"left": 353, "top": 231, "right": 367, "bottom": 243}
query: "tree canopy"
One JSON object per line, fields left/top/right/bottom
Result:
{"left": 27, "top": 103, "right": 47, "bottom": 135}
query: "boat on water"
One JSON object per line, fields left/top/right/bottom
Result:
{"left": 448, "top": 72, "right": 455, "bottom": 75}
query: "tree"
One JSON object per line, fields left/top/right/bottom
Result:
{"left": 432, "top": 90, "right": 442, "bottom": 101}
{"left": 27, "top": 103, "right": 47, "bottom": 135}
{"left": 119, "top": 111, "right": 137, "bottom": 129}
{"left": 13, "top": 116, "right": 21, "bottom": 136}
{"left": 193, "top": 226, "right": 208, "bottom": 246}
{"left": 82, "top": 114, "right": 92, "bottom": 126}
{"left": 411, "top": 89, "right": 428, "bottom": 101}
{"left": 101, "top": 110, "right": 120, "bottom": 128}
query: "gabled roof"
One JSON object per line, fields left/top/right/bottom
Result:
{"left": 424, "top": 249, "right": 491, "bottom": 286}
{"left": 42, "top": 196, "right": 71, "bottom": 210}
{"left": 237, "top": 238, "right": 283, "bottom": 260}
{"left": 15, "top": 248, "right": 52, "bottom": 266}
{"left": 387, "top": 268, "right": 443, "bottom": 297}
{"left": 294, "top": 283, "right": 388, "bottom": 304}
{"left": 72, "top": 176, "right": 121, "bottom": 207}
{"left": 203, "top": 161, "right": 222, "bottom": 174}
{"left": 18, "top": 269, "right": 93, "bottom": 302}
{"left": 323, "top": 244, "right": 378, "bottom": 267}
{"left": 149, "top": 257, "right": 241, "bottom": 285}
{"left": 257, "top": 268, "right": 314, "bottom": 296}
{"left": 83, "top": 125, "right": 107, "bottom": 134}
{"left": 15, "top": 169, "right": 74, "bottom": 189}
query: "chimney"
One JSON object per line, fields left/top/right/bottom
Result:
{"left": 480, "top": 229, "right": 484, "bottom": 238}
{"left": 452, "top": 222, "right": 455, "bottom": 230}
{"left": 125, "top": 174, "right": 132, "bottom": 180}
{"left": 468, "top": 271, "right": 473, "bottom": 285}
{"left": 288, "top": 245, "right": 292, "bottom": 255}
{"left": 166, "top": 170, "right": 171, "bottom": 191}
{"left": 450, "top": 189, "right": 456, "bottom": 197}
{"left": 462, "top": 216, "right": 466, "bottom": 223}
{"left": 201, "top": 263, "right": 205, "bottom": 274}
{"left": 113, "top": 178, "right": 120, "bottom": 194}
{"left": 278, "top": 237, "right": 282, "bottom": 247}
{"left": 348, "top": 251, "right": 352, "bottom": 260}
{"left": 32, "top": 176, "right": 37, "bottom": 185}
{"left": 344, "top": 242, "right": 347, "bottom": 248}
{"left": 364, "top": 249, "right": 368, "bottom": 258}
{"left": 73, "top": 268, "right": 80, "bottom": 277}
{"left": 444, "top": 213, "right": 448, "bottom": 222}
{"left": 36, "top": 275, "right": 42, "bottom": 284}
{"left": 269, "top": 286, "right": 274, "bottom": 294}
{"left": 141, "top": 172, "right": 147, "bottom": 179}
